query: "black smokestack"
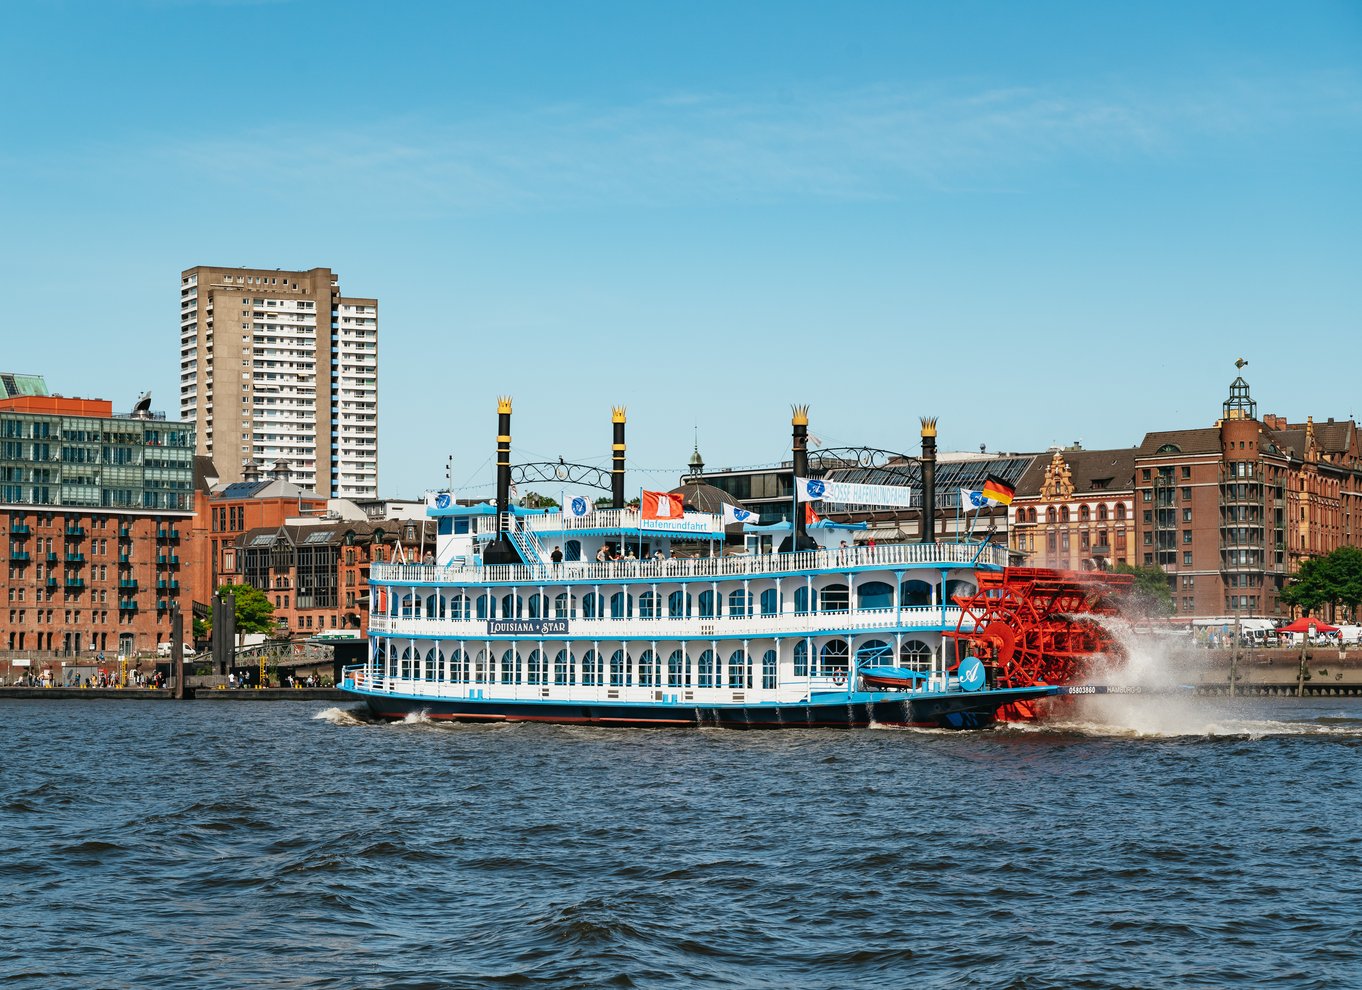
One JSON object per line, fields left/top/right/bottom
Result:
{"left": 920, "top": 417, "right": 937, "bottom": 544}
{"left": 611, "top": 406, "right": 626, "bottom": 509}
{"left": 783, "top": 404, "right": 814, "bottom": 553}
{"left": 484, "top": 395, "right": 520, "bottom": 564}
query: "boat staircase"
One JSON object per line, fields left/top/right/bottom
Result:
{"left": 505, "top": 515, "right": 547, "bottom": 571}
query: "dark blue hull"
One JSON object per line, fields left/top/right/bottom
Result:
{"left": 346, "top": 685, "right": 1056, "bottom": 730}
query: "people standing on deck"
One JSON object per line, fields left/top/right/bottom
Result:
{"left": 837, "top": 540, "right": 849, "bottom": 564}
{"left": 596, "top": 546, "right": 609, "bottom": 563}
{"left": 551, "top": 546, "right": 563, "bottom": 567}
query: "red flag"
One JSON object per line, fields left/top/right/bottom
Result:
{"left": 805, "top": 504, "right": 821, "bottom": 524}
{"left": 641, "top": 490, "right": 684, "bottom": 520}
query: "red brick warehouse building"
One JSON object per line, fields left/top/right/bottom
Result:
{"left": 1, "top": 376, "right": 196, "bottom": 657}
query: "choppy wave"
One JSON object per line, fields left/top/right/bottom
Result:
{"left": 2, "top": 696, "right": 1360, "bottom": 989}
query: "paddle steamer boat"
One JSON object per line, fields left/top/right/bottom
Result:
{"left": 341, "top": 402, "right": 1056, "bottom": 728}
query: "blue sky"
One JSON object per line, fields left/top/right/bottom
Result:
{"left": 2, "top": 1, "right": 1359, "bottom": 500}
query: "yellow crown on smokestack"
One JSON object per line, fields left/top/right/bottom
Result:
{"left": 497, "top": 396, "right": 513, "bottom": 414}
{"left": 612, "top": 406, "right": 627, "bottom": 423}
{"left": 791, "top": 404, "right": 810, "bottom": 426}
{"left": 920, "top": 416, "right": 937, "bottom": 438}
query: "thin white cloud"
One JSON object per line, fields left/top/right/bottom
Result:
{"left": 86, "top": 71, "right": 1362, "bottom": 212}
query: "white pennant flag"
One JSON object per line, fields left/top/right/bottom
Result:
{"left": 562, "top": 495, "right": 593, "bottom": 520}
{"left": 960, "top": 487, "right": 990, "bottom": 513}
{"left": 721, "top": 503, "right": 760, "bottom": 526}
{"left": 794, "top": 477, "right": 827, "bottom": 502}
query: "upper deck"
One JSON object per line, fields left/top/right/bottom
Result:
{"left": 373, "top": 539, "right": 1008, "bottom": 587}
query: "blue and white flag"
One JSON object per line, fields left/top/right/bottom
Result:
{"left": 960, "top": 487, "right": 991, "bottom": 512}
{"left": 721, "top": 503, "right": 760, "bottom": 526}
{"left": 562, "top": 495, "right": 593, "bottom": 520}
{"left": 794, "top": 477, "right": 827, "bottom": 502}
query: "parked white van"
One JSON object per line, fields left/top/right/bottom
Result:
{"left": 156, "top": 642, "right": 195, "bottom": 657}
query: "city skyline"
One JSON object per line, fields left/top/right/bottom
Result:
{"left": 2, "top": 1, "right": 1358, "bottom": 498}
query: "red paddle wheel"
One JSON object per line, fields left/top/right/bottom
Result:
{"left": 949, "top": 567, "right": 1134, "bottom": 719}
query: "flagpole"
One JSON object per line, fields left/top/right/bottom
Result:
{"left": 639, "top": 485, "right": 644, "bottom": 560}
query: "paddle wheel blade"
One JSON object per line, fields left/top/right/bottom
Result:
{"left": 949, "top": 567, "right": 1135, "bottom": 714}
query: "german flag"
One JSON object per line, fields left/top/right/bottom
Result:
{"left": 981, "top": 474, "right": 1015, "bottom": 506}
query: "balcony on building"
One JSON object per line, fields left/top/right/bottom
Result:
{"left": 9, "top": 550, "right": 30, "bottom": 562}
{"left": 45, "top": 550, "right": 58, "bottom": 563}
{"left": 118, "top": 578, "right": 138, "bottom": 590}
{"left": 64, "top": 577, "right": 85, "bottom": 589}
{"left": 156, "top": 553, "right": 180, "bottom": 567}
{"left": 65, "top": 524, "right": 86, "bottom": 538}
{"left": 65, "top": 552, "right": 85, "bottom": 564}
{"left": 119, "top": 525, "right": 131, "bottom": 539}
{"left": 156, "top": 528, "right": 180, "bottom": 542}
{"left": 119, "top": 599, "right": 137, "bottom": 611}
{"left": 10, "top": 523, "right": 31, "bottom": 536}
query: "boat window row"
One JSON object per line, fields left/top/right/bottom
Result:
{"left": 374, "top": 636, "right": 937, "bottom": 686}
{"left": 386, "top": 580, "right": 978, "bottom": 620}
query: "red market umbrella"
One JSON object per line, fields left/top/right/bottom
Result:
{"left": 1276, "top": 617, "right": 1340, "bottom": 635}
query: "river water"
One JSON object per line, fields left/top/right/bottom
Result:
{"left": 2, "top": 695, "right": 1360, "bottom": 990}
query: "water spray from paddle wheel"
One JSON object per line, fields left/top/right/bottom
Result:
{"left": 949, "top": 568, "right": 1135, "bottom": 717}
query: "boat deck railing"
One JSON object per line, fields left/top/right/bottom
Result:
{"left": 376, "top": 541, "right": 1006, "bottom": 586}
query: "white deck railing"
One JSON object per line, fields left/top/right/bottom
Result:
{"left": 376, "top": 541, "right": 1005, "bottom": 586}
{"left": 369, "top": 605, "right": 966, "bottom": 639}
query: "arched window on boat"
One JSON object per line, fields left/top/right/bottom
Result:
{"left": 638, "top": 649, "right": 657, "bottom": 687}
{"left": 856, "top": 581, "right": 894, "bottom": 611}
{"left": 581, "top": 650, "right": 600, "bottom": 686}
{"left": 400, "top": 644, "right": 414, "bottom": 679}
{"left": 501, "top": 594, "right": 523, "bottom": 619}
{"left": 762, "top": 650, "right": 777, "bottom": 689}
{"left": 728, "top": 589, "right": 754, "bottom": 617}
{"left": 638, "top": 591, "right": 657, "bottom": 619}
{"left": 473, "top": 649, "right": 489, "bottom": 683}
{"left": 760, "top": 588, "right": 779, "bottom": 616}
{"left": 944, "top": 578, "right": 977, "bottom": 604}
{"left": 450, "top": 594, "right": 471, "bottom": 620}
{"left": 450, "top": 648, "right": 466, "bottom": 682}
{"left": 610, "top": 592, "right": 632, "bottom": 619}
{"left": 697, "top": 649, "right": 716, "bottom": 688}
{"left": 526, "top": 649, "right": 544, "bottom": 685}
{"left": 819, "top": 639, "right": 849, "bottom": 676}
{"left": 500, "top": 649, "right": 519, "bottom": 684}
{"left": 424, "top": 593, "right": 443, "bottom": 620}
{"left": 794, "top": 639, "right": 809, "bottom": 677}
{"left": 856, "top": 639, "right": 893, "bottom": 667}
{"left": 900, "top": 579, "right": 932, "bottom": 608}
{"left": 476, "top": 593, "right": 494, "bottom": 620}
{"left": 900, "top": 639, "right": 933, "bottom": 671}
{"left": 581, "top": 592, "right": 601, "bottom": 619}
{"left": 820, "top": 583, "right": 849, "bottom": 612}
{"left": 564, "top": 540, "right": 581, "bottom": 562}
{"left": 727, "top": 649, "right": 750, "bottom": 689}
{"left": 668, "top": 590, "right": 692, "bottom": 618}
{"left": 554, "top": 592, "right": 575, "bottom": 619}
{"left": 610, "top": 649, "right": 629, "bottom": 686}
{"left": 554, "top": 649, "right": 574, "bottom": 685}
{"left": 794, "top": 586, "right": 817, "bottom": 614}
{"left": 424, "top": 647, "right": 439, "bottom": 682}
{"left": 527, "top": 593, "right": 546, "bottom": 618}
{"left": 386, "top": 641, "right": 398, "bottom": 678}
{"left": 400, "top": 593, "right": 418, "bottom": 619}
{"left": 697, "top": 590, "right": 716, "bottom": 618}
{"left": 667, "top": 649, "right": 688, "bottom": 687}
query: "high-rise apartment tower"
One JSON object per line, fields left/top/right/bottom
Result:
{"left": 179, "top": 266, "right": 378, "bottom": 498}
